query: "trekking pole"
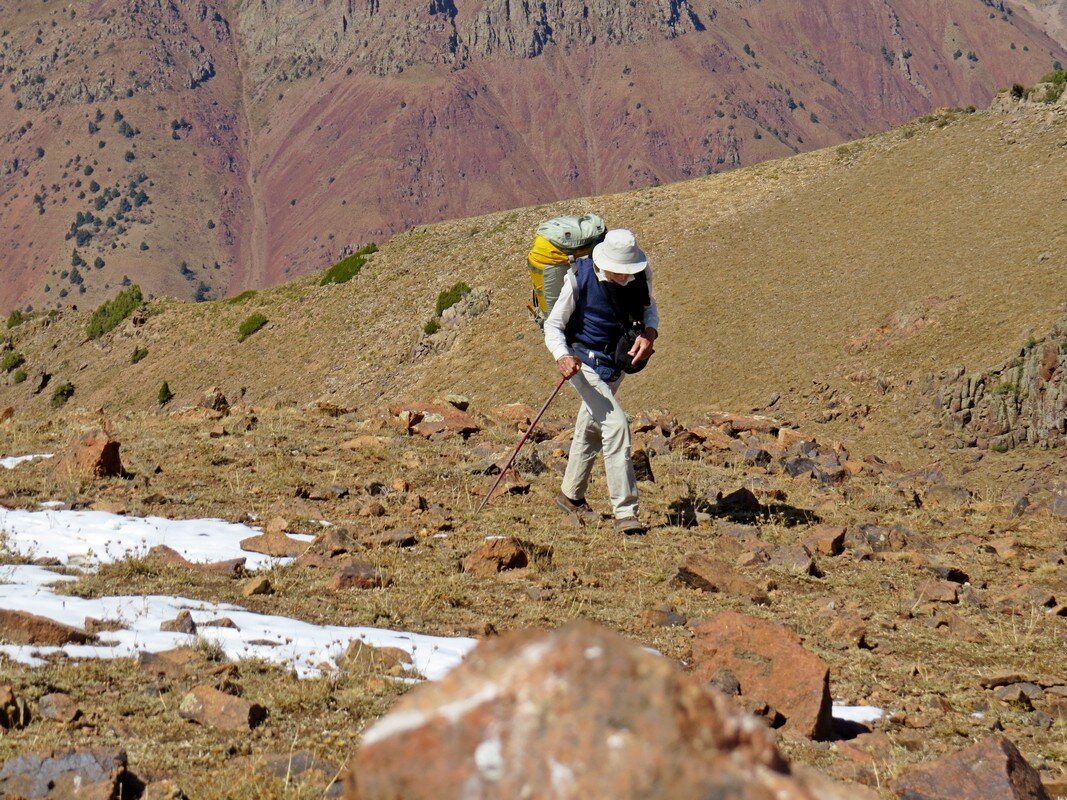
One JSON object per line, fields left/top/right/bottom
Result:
{"left": 476, "top": 375, "right": 568, "bottom": 513}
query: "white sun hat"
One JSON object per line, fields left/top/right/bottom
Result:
{"left": 592, "top": 229, "right": 648, "bottom": 275}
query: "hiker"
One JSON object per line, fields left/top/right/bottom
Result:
{"left": 544, "top": 228, "right": 659, "bottom": 534}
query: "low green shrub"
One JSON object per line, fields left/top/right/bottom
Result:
{"left": 1, "top": 351, "right": 24, "bottom": 373}
{"left": 435, "top": 282, "right": 471, "bottom": 317}
{"left": 319, "top": 243, "right": 378, "bottom": 286}
{"left": 12, "top": 368, "right": 26, "bottom": 384}
{"left": 157, "top": 381, "right": 174, "bottom": 406}
{"left": 238, "top": 313, "right": 268, "bottom": 342}
{"left": 131, "top": 346, "right": 149, "bottom": 364}
{"left": 320, "top": 253, "right": 365, "bottom": 286}
{"left": 423, "top": 319, "right": 441, "bottom": 336}
{"left": 50, "top": 381, "right": 74, "bottom": 409}
{"left": 6, "top": 309, "right": 26, "bottom": 329}
{"left": 226, "top": 289, "right": 257, "bottom": 305}
{"left": 86, "top": 285, "right": 143, "bottom": 339}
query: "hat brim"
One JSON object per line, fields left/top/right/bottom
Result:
{"left": 592, "top": 242, "right": 648, "bottom": 275}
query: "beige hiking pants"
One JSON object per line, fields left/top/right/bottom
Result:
{"left": 561, "top": 364, "right": 639, "bottom": 520}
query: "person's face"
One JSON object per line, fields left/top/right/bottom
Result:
{"left": 603, "top": 270, "right": 630, "bottom": 284}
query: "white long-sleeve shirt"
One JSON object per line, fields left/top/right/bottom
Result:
{"left": 544, "top": 265, "right": 660, "bottom": 361}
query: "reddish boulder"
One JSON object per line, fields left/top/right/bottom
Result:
{"left": 240, "top": 517, "right": 307, "bottom": 558}
{"left": 147, "top": 544, "right": 246, "bottom": 576}
{"left": 345, "top": 621, "right": 859, "bottom": 800}
{"left": 891, "top": 736, "right": 1050, "bottom": 799}
{"left": 462, "top": 537, "right": 552, "bottom": 575}
{"left": 671, "top": 553, "right": 769, "bottom": 604}
{"left": 388, "top": 402, "right": 480, "bottom": 438}
{"left": 51, "top": 432, "right": 124, "bottom": 479}
{"left": 178, "top": 686, "right": 266, "bottom": 731}
{"left": 691, "top": 611, "right": 834, "bottom": 739}
{"left": 327, "top": 561, "right": 388, "bottom": 590}
{"left": 0, "top": 609, "right": 88, "bottom": 646}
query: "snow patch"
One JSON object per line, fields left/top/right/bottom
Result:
{"left": 0, "top": 453, "right": 53, "bottom": 469}
{"left": 0, "top": 564, "right": 476, "bottom": 679}
{"left": 832, "top": 705, "right": 883, "bottom": 724}
{"left": 0, "top": 507, "right": 312, "bottom": 570}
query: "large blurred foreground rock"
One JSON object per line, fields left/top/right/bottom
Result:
{"left": 892, "top": 736, "right": 1050, "bottom": 800}
{"left": 0, "top": 748, "right": 133, "bottom": 798}
{"left": 346, "top": 621, "right": 870, "bottom": 800}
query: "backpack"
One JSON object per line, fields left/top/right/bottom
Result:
{"left": 527, "top": 214, "right": 607, "bottom": 326}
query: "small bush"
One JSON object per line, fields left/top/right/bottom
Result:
{"left": 1, "top": 351, "right": 25, "bottom": 373}
{"left": 86, "top": 284, "right": 143, "bottom": 339}
{"left": 12, "top": 368, "right": 26, "bottom": 384}
{"left": 226, "top": 289, "right": 257, "bottom": 305}
{"left": 131, "top": 346, "right": 148, "bottom": 364}
{"left": 423, "top": 319, "right": 441, "bottom": 336}
{"left": 50, "top": 381, "right": 74, "bottom": 409}
{"left": 6, "top": 309, "right": 26, "bottom": 329}
{"left": 238, "top": 313, "right": 267, "bottom": 342}
{"left": 320, "top": 254, "right": 366, "bottom": 286}
{"left": 157, "top": 381, "right": 174, "bottom": 406}
{"left": 435, "top": 282, "right": 471, "bottom": 317}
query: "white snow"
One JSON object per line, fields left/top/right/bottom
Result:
{"left": 0, "top": 507, "right": 313, "bottom": 570}
{"left": 0, "top": 509, "right": 477, "bottom": 680}
{"left": 832, "top": 704, "right": 884, "bottom": 724}
{"left": 0, "top": 453, "right": 52, "bottom": 469}
{"left": 0, "top": 564, "right": 476, "bottom": 679}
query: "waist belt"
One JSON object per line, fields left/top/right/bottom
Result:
{"left": 572, "top": 342, "right": 622, "bottom": 384}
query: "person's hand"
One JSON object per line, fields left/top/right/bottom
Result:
{"left": 628, "top": 331, "right": 656, "bottom": 364}
{"left": 557, "top": 355, "right": 581, "bottom": 379}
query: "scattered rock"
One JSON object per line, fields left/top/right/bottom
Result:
{"left": 339, "top": 641, "right": 413, "bottom": 673}
{"left": 159, "top": 610, "right": 197, "bottom": 635}
{"left": 200, "top": 387, "right": 229, "bottom": 414}
{"left": 143, "top": 780, "right": 187, "bottom": 800}
{"left": 639, "top": 605, "right": 687, "bottom": 628}
{"left": 364, "top": 528, "right": 417, "bottom": 548}
{"left": 147, "top": 544, "right": 246, "bottom": 576}
{"left": 691, "top": 610, "right": 834, "bottom": 739}
{"left": 632, "top": 447, "right": 654, "bottom": 482}
{"left": 240, "top": 518, "right": 307, "bottom": 557}
{"left": 0, "top": 685, "right": 31, "bottom": 730}
{"left": 804, "top": 525, "right": 846, "bottom": 556}
{"left": 137, "top": 648, "right": 210, "bottom": 680}
{"left": 388, "top": 402, "right": 480, "bottom": 438}
{"left": 178, "top": 686, "right": 266, "bottom": 731}
{"left": 51, "top": 432, "right": 125, "bottom": 480}
{"left": 327, "top": 561, "right": 388, "bottom": 590}
{"left": 890, "top": 735, "right": 1050, "bottom": 799}
{"left": 767, "top": 544, "right": 822, "bottom": 577}
{"left": 345, "top": 620, "right": 859, "bottom": 799}
{"left": 462, "top": 537, "right": 553, "bottom": 575}
{"left": 37, "top": 692, "right": 80, "bottom": 723}
{"left": 916, "top": 579, "right": 959, "bottom": 604}
{"left": 0, "top": 609, "right": 88, "bottom": 646}
{"left": 241, "top": 576, "right": 273, "bottom": 597}
{"left": 670, "top": 553, "right": 769, "bottom": 604}
{"left": 0, "top": 748, "right": 130, "bottom": 799}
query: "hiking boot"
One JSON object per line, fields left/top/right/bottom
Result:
{"left": 614, "top": 516, "right": 647, "bottom": 536}
{"left": 556, "top": 492, "right": 596, "bottom": 524}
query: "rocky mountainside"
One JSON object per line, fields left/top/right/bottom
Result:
{"left": 0, "top": 89, "right": 1063, "bottom": 465}
{"left": 1, "top": 0, "right": 1064, "bottom": 309}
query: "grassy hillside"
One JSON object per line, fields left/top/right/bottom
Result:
{"left": 2, "top": 95, "right": 1063, "bottom": 459}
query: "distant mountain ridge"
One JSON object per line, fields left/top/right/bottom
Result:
{"left": 0, "top": 0, "right": 1064, "bottom": 309}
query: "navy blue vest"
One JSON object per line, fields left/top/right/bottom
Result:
{"left": 564, "top": 257, "right": 650, "bottom": 353}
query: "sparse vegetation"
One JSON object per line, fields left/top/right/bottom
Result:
{"left": 435, "top": 282, "right": 471, "bottom": 317}
{"left": 1039, "top": 68, "right": 1066, "bottom": 102}
{"left": 86, "top": 285, "right": 143, "bottom": 340}
{"left": 50, "top": 381, "right": 74, "bottom": 408}
{"left": 238, "top": 313, "right": 268, "bottom": 342}
{"left": 319, "top": 244, "right": 378, "bottom": 286}
{"left": 131, "top": 346, "right": 149, "bottom": 364}
{"left": 6, "top": 309, "right": 26, "bottom": 329}
{"left": 423, "top": 319, "right": 441, "bottom": 336}
{"left": 157, "top": 381, "right": 174, "bottom": 406}
{"left": 226, "top": 290, "right": 257, "bottom": 305}
{"left": 12, "top": 367, "right": 26, "bottom": 384}
{"left": 1, "top": 351, "right": 25, "bottom": 373}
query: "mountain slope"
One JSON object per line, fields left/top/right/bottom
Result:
{"left": 2, "top": 93, "right": 1063, "bottom": 460}
{"left": 1, "top": 0, "right": 1064, "bottom": 310}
